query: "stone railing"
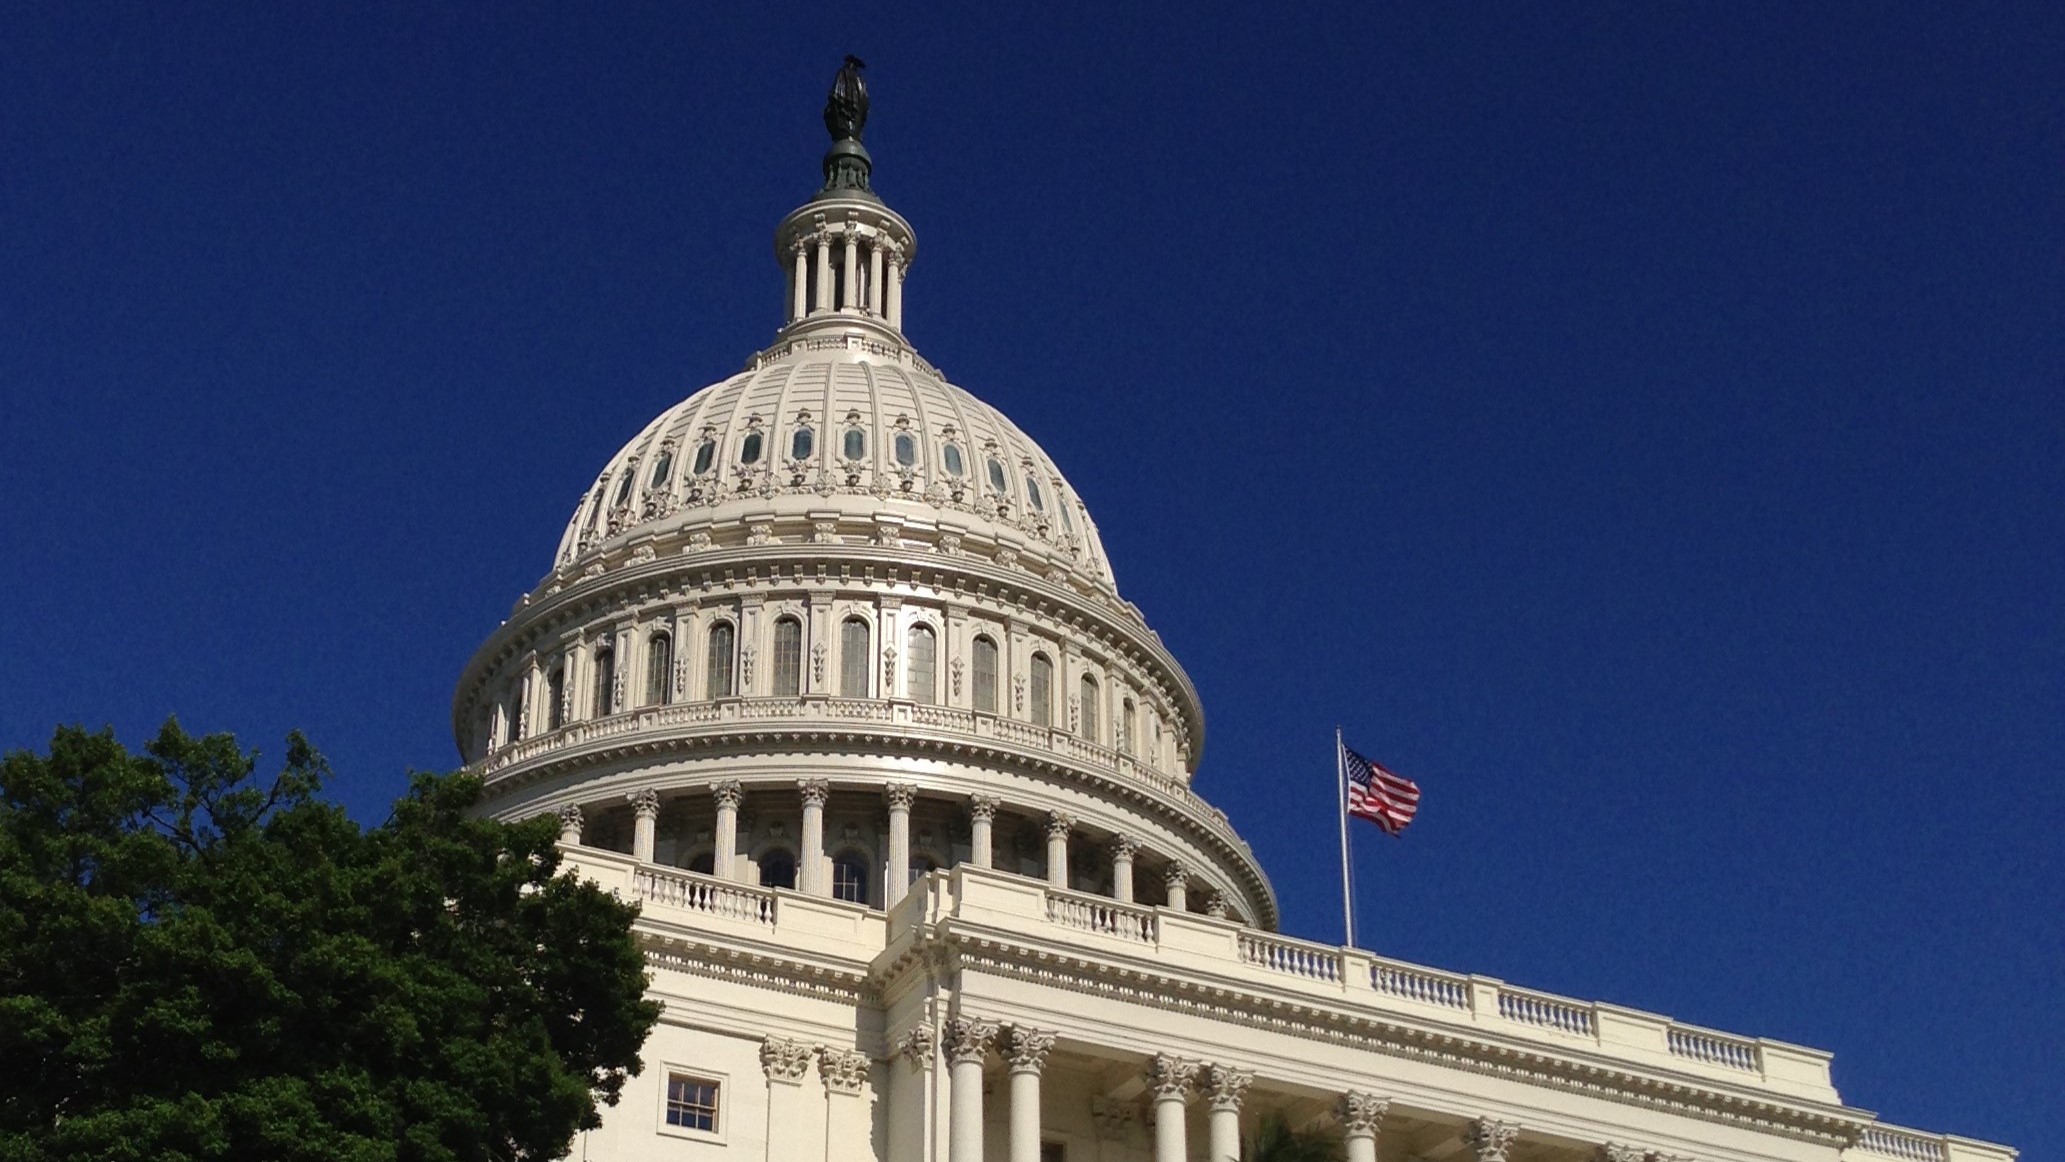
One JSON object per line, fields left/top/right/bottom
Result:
{"left": 633, "top": 864, "right": 776, "bottom": 925}
{"left": 1369, "top": 957, "right": 1472, "bottom": 1010}
{"left": 1855, "top": 1127, "right": 1949, "bottom": 1162}
{"left": 1666, "top": 1024, "right": 1761, "bottom": 1072}
{"left": 1238, "top": 931, "right": 1344, "bottom": 983}
{"left": 1498, "top": 986, "right": 1598, "bottom": 1038}
{"left": 1045, "top": 888, "right": 1158, "bottom": 943}
{"left": 476, "top": 696, "right": 1249, "bottom": 859}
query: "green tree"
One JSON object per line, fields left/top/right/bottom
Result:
{"left": 0, "top": 721, "right": 660, "bottom": 1162}
{"left": 1247, "top": 1111, "right": 1346, "bottom": 1162}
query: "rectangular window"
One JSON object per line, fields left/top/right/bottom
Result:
{"left": 665, "top": 1075, "right": 720, "bottom": 1133}
{"left": 1041, "top": 1142, "right": 1066, "bottom": 1162}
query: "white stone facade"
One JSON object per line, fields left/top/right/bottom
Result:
{"left": 453, "top": 76, "right": 2013, "bottom": 1162}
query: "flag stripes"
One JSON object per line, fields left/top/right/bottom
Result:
{"left": 1341, "top": 743, "right": 1420, "bottom": 836}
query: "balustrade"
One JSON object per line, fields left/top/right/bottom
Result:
{"left": 634, "top": 865, "right": 776, "bottom": 925}
{"left": 1044, "top": 888, "right": 1158, "bottom": 943}
{"left": 1370, "top": 958, "right": 1471, "bottom": 1009}
{"left": 1497, "top": 987, "right": 1596, "bottom": 1037}
{"left": 1856, "top": 1127, "right": 1948, "bottom": 1162}
{"left": 1238, "top": 931, "right": 1344, "bottom": 983}
{"left": 1666, "top": 1025, "right": 1761, "bottom": 1072}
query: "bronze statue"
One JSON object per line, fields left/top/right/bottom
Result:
{"left": 824, "top": 55, "right": 869, "bottom": 142}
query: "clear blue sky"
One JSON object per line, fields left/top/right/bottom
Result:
{"left": 3, "top": 3, "right": 2057, "bottom": 1154}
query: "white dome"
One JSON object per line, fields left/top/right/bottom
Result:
{"left": 552, "top": 339, "right": 1117, "bottom": 593}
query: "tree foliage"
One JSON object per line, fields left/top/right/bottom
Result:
{"left": 0, "top": 721, "right": 660, "bottom": 1162}
{"left": 1247, "top": 1111, "right": 1346, "bottom": 1162}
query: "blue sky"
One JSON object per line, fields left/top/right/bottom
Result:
{"left": 3, "top": 3, "right": 2058, "bottom": 1154}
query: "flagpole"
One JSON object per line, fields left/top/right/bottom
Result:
{"left": 1336, "top": 726, "right": 1355, "bottom": 949}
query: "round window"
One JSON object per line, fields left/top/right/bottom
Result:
{"left": 791, "top": 427, "right": 814, "bottom": 460}
{"left": 740, "top": 432, "right": 763, "bottom": 465}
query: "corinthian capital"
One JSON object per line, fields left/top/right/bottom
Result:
{"left": 628, "top": 788, "right": 662, "bottom": 820}
{"left": 712, "top": 779, "right": 744, "bottom": 809}
{"left": 1146, "top": 1053, "right": 1198, "bottom": 1101}
{"left": 1594, "top": 1146, "right": 1647, "bottom": 1162}
{"left": 1202, "top": 1064, "right": 1253, "bottom": 1113}
{"left": 1108, "top": 834, "right": 1141, "bottom": 862}
{"left": 1002, "top": 1026, "right": 1057, "bottom": 1074}
{"left": 943, "top": 1016, "right": 999, "bottom": 1066}
{"left": 1336, "top": 1091, "right": 1389, "bottom": 1138}
{"left": 759, "top": 1036, "right": 812, "bottom": 1083}
{"left": 1463, "top": 1117, "right": 1521, "bottom": 1162}
{"left": 798, "top": 778, "right": 830, "bottom": 807}
{"left": 968, "top": 794, "right": 999, "bottom": 823}
{"left": 817, "top": 1046, "right": 869, "bottom": 1095}
{"left": 1046, "top": 810, "right": 1076, "bottom": 840}
{"left": 884, "top": 782, "right": 916, "bottom": 811}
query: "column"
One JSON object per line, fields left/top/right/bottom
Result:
{"left": 1110, "top": 836, "right": 1140, "bottom": 903}
{"left": 841, "top": 232, "right": 859, "bottom": 310}
{"left": 790, "top": 241, "right": 809, "bottom": 321}
{"left": 556, "top": 803, "right": 584, "bottom": 846}
{"left": 1337, "top": 1092, "right": 1388, "bottom": 1162}
{"left": 868, "top": 242, "right": 886, "bottom": 315}
{"left": 713, "top": 779, "right": 742, "bottom": 880}
{"left": 1164, "top": 862, "right": 1189, "bottom": 912}
{"left": 969, "top": 795, "right": 998, "bottom": 869}
{"left": 800, "top": 779, "right": 829, "bottom": 895}
{"left": 1147, "top": 1054, "right": 1197, "bottom": 1162}
{"left": 819, "top": 1046, "right": 871, "bottom": 1162}
{"left": 1206, "top": 891, "right": 1230, "bottom": 919}
{"left": 886, "top": 783, "right": 915, "bottom": 906}
{"left": 888, "top": 1025, "right": 938, "bottom": 1162}
{"left": 945, "top": 1018, "right": 998, "bottom": 1162}
{"left": 1045, "top": 811, "right": 1074, "bottom": 889}
{"left": 1003, "top": 1027, "right": 1055, "bottom": 1162}
{"left": 814, "top": 234, "right": 835, "bottom": 312}
{"left": 629, "top": 789, "right": 660, "bottom": 863}
{"left": 1463, "top": 1117, "right": 1521, "bottom": 1162}
{"left": 761, "top": 1037, "right": 814, "bottom": 1162}
{"left": 886, "top": 253, "right": 904, "bottom": 328}
{"left": 1204, "top": 1065, "right": 1253, "bottom": 1162}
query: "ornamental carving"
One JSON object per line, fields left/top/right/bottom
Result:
{"left": 1463, "top": 1117, "right": 1521, "bottom": 1162}
{"left": 1067, "top": 695, "right": 1080, "bottom": 733}
{"left": 628, "top": 789, "right": 661, "bottom": 819}
{"left": 1336, "top": 1091, "right": 1388, "bottom": 1137}
{"left": 555, "top": 803, "right": 584, "bottom": 837}
{"left": 760, "top": 1036, "right": 813, "bottom": 1082}
{"left": 740, "top": 643, "right": 756, "bottom": 690}
{"left": 1203, "top": 1064, "right": 1253, "bottom": 1114}
{"left": 1046, "top": 811, "right": 1075, "bottom": 840}
{"left": 938, "top": 531, "right": 963, "bottom": 556}
{"left": 881, "top": 644, "right": 897, "bottom": 688}
{"left": 817, "top": 1046, "right": 869, "bottom": 1095}
{"left": 812, "top": 519, "right": 838, "bottom": 544}
{"left": 943, "top": 1017, "right": 999, "bottom": 1066}
{"left": 629, "top": 543, "right": 656, "bottom": 563}
{"left": 798, "top": 779, "right": 829, "bottom": 808}
{"left": 968, "top": 794, "right": 999, "bottom": 823}
{"left": 1163, "top": 862, "right": 1190, "bottom": 890}
{"left": 747, "top": 521, "right": 774, "bottom": 545}
{"left": 884, "top": 783, "right": 916, "bottom": 811}
{"left": 810, "top": 642, "right": 827, "bottom": 686}
{"left": 1001, "top": 1026, "right": 1056, "bottom": 1074}
{"left": 1595, "top": 1146, "right": 1647, "bottom": 1162}
{"left": 1012, "top": 673, "right": 1027, "bottom": 712}
{"left": 1109, "top": 835, "right": 1141, "bottom": 862}
{"left": 893, "top": 1023, "right": 936, "bottom": 1071}
{"left": 1145, "top": 1054, "right": 1198, "bottom": 1101}
{"left": 712, "top": 779, "right": 744, "bottom": 810}
{"left": 1204, "top": 891, "right": 1231, "bottom": 919}
{"left": 950, "top": 656, "right": 964, "bottom": 697}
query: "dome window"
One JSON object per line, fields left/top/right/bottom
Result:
{"left": 791, "top": 427, "right": 814, "bottom": 461}
{"left": 942, "top": 443, "right": 965, "bottom": 477}
{"left": 1024, "top": 475, "right": 1045, "bottom": 513}
{"left": 772, "top": 616, "right": 803, "bottom": 696}
{"left": 894, "top": 432, "right": 917, "bottom": 467}
{"left": 650, "top": 448, "right": 674, "bottom": 488}
{"left": 1059, "top": 497, "right": 1075, "bottom": 534}
{"left": 1029, "top": 653, "right": 1054, "bottom": 727}
{"left": 843, "top": 428, "right": 866, "bottom": 460}
{"left": 645, "top": 632, "right": 674, "bottom": 707}
{"left": 592, "top": 644, "right": 617, "bottom": 716}
{"left": 691, "top": 440, "right": 716, "bottom": 476}
{"left": 612, "top": 469, "right": 637, "bottom": 508}
{"left": 739, "top": 432, "right": 764, "bottom": 465}
{"left": 706, "top": 622, "right": 736, "bottom": 698}
{"left": 986, "top": 458, "right": 1008, "bottom": 495}
{"left": 840, "top": 617, "right": 871, "bottom": 697}
{"left": 906, "top": 623, "right": 937, "bottom": 705}
{"left": 1079, "top": 674, "right": 1099, "bottom": 741}
{"left": 971, "top": 635, "right": 999, "bottom": 713}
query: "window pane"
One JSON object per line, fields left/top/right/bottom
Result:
{"left": 894, "top": 433, "right": 917, "bottom": 467}
{"left": 1026, "top": 475, "right": 1045, "bottom": 513}
{"left": 666, "top": 1076, "right": 721, "bottom": 1133}
{"left": 547, "top": 669, "right": 565, "bottom": 731}
{"left": 1121, "top": 699, "right": 1136, "bottom": 753}
{"left": 740, "top": 432, "right": 763, "bottom": 464}
{"left": 906, "top": 624, "right": 936, "bottom": 705}
{"left": 943, "top": 443, "right": 964, "bottom": 476}
{"left": 691, "top": 440, "right": 715, "bottom": 475}
{"left": 772, "top": 617, "right": 803, "bottom": 696}
{"left": 1079, "top": 675, "right": 1098, "bottom": 741}
{"left": 843, "top": 428, "right": 865, "bottom": 459}
{"left": 791, "top": 428, "right": 814, "bottom": 460}
{"left": 832, "top": 854, "right": 869, "bottom": 904}
{"left": 646, "top": 634, "right": 673, "bottom": 706}
{"left": 650, "top": 449, "right": 674, "bottom": 487}
{"left": 972, "top": 636, "right": 998, "bottom": 713}
{"left": 840, "top": 618, "right": 870, "bottom": 697}
{"left": 1030, "top": 654, "right": 1052, "bottom": 726}
{"left": 706, "top": 623, "right": 735, "bottom": 697}
{"left": 987, "top": 458, "right": 1008, "bottom": 494}
{"left": 593, "top": 649, "right": 616, "bottom": 716}
{"left": 613, "top": 470, "right": 636, "bottom": 506}
{"left": 760, "top": 850, "right": 796, "bottom": 889}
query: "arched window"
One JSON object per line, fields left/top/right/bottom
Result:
{"left": 1025, "top": 474, "right": 1046, "bottom": 513}
{"left": 972, "top": 635, "right": 999, "bottom": 713}
{"left": 584, "top": 486, "right": 607, "bottom": 532}
{"left": 706, "top": 622, "right": 736, "bottom": 698}
{"left": 650, "top": 446, "right": 674, "bottom": 488}
{"left": 942, "top": 443, "right": 965, "bottom": 477}
{"left": 740, "top": 431, "right": 763, "bottom": 465}
{"left": 893, "top": 432, "right": 917, "bottom": 467}
{"left": 1121, "top": 698, "right": 1137, "bottom": 754}
{"left": 1079, "top": 674, "right": 1099, "bottom": 741}
{"left": 1030, "top": 652, "right": 1053, "bottom": 727}
{"left": 906, "top": 623, "right": 937, "bottom": 705}
{"left": 593, "top": 645, "right": 616, "bottom": 716}
{"left": 840, "top": 617, "right": 871, "bottom": 697}
{"left": 546, "top": 668, "right": 565, "bottom": 731}
{"left": 687, "top": 851, "right": 715, "bottom": 875}
{"left": 986, "top": 457, "right": 1008, "bottom": 495}
{"left": 832, "top": 852, "right": 870, "bottom": 905}
{"left": 772, "top": 615, "right": 803, "bottom": 696}
{"left": 691, "top": 439, "right": 716, "bottom": 476}
{"left": 842, "top": 428, "right": 865, "bottom": 460}
{"left": 790, "top": 427, "right": 814, "bottom": 460}
{"left": 1059, "top": 498, "right": 1076, "bottom": 535}
{"left": 759, "top": 849, "right": 796, "bottom": 890}
{"left": 612, "top": 469, "right": 636, "bottom": 508}
{"left": 645, "top": 632, "right": 674, "bottom": 706}
{"left": 504, "top": 689, "right": 525, "bottom": 745}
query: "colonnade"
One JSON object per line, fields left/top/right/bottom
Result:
{"left": 788, "top": 224, "right": 906, "bottom": 330}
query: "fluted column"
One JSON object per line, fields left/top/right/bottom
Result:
{"left": 629, "top": 789, "right": 660, "bottom": 862}
{"left": 760, "top": 1037, "right": 813, "bottom": 1162}
{"left": 841, "top": 231, "right": 859, "bottom": 310}
{"left": 790, "top": 241, "right": 809, "bottom": 321}
{"left": 819, "top": 1046, "right": 871, "bottom": 1162}
{"left": 1337, "top": 1093, "right": 1388, "bottom": 1162}
{"left": 800, "top": 779, "right": 829, "bottom": 895}
{"left": 1110, "top": 836, "right": 1140, "bottom": 903}
{"left": 945, "top": 1018, "right": 999, "bottom": 1162}
{"left": 1147, "top": 1055, "right": 1198, "bottom": 1162}
{"left": 886, "top": 783, "right": 915, "bottom": 906}
{"left": 1164, "top": 862, "right": 1190, "bottom": 912}
{"left": 1203, "top": 1065, "right": 1252, "bottom": 1162}
{"left": 886, "top": 253, "right": 904, "bottom": 328}
{"left": 1045, "top": 811, "right": 1074, "bottom": 888}
{"left": 969, "top": 795, "right": 998, "bottom": 869}
{"left": 868, "top": 242, "right": 886, "bottom": 315}
{"left": 713, "top": 779, "right": 742, "bottom": 880}
{"left": 1003, "top": 1027, "right": 1055, "bottom": 1162}
{"left": 556, "top": 803, "right": 584, "bottom": 846}
{"left": 1463, "top": 1117, "right": 1521, "bottom": 1162}
{"left": 888, "top": 1024, "right": 938, "bottom": 1162}
{"left": 814, "top": 235, "right": 834, "bottom": 312}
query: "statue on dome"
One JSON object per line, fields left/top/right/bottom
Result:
{"left": 824, "top": 55, "right": 869, "bottom": 142}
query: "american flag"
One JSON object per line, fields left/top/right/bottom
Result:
{"left": 1342, "top": 743, "right": 1421, "bottom": 836}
